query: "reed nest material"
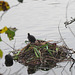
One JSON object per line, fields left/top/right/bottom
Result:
{"left": 13, "top": 40, "right": 71, "bottom": 74}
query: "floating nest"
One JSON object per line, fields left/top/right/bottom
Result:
{"left": 13, "top": 40, "right": 72, "bottom": 74}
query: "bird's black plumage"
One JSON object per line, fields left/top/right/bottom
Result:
{"left": 5, "top": 54, "right": 13, "bottom": 67}
{"left": 28, "top": 33, "right": 36, "bottom": 43}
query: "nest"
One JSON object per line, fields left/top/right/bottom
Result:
{"left": 13, "top": 40, "right": 71, "bottom": 74}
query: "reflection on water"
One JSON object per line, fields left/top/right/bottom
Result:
{"left": 0, "top": 0, "right": 75, "bottom": 75}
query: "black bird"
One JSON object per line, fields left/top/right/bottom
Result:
{"left": 5, "top": 54, "right": 13, "bottom": 67}
{"left": 28, "top": 33, "right": 36, "bottom": 43}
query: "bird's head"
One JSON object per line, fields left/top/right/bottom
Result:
{"left": 28, "top": 33, "right": 30, "bottom": 36}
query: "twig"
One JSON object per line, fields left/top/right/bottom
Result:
{"left": 2, "top": 40, "right": 16, "bottom": 51}
{"left": 69, "top": 57, "right": 75, "bottom": 71}
{"left": 13, "top": 39, "right": 16, "bottom": 50}
{"left": 70, "top": 60, "right": 73, "bottom": 75}
{"left": 10, "top": 3, "right": 20, "bottom": 9}
{"left": 0, "top": 11, "right": 7, "bottom": 22}
{"left": 64, "top": 69, "right": 70, "bottom": 75}
{"left": 0, "top": 3, "right": 21, "bottom": 22}
{"left": 68, "top": 26, "right": 75, "bottom": 38}
{"left": 0, "top": 35, "right": 16, "bottom": 51}
{"left": 64, "top": 0, "right": 75, "bottom": 38}
{"left": 52, "top": 69, "right": 56, "bottom": 75}
{"left": 0, "top": 1, "right": 27, "bottom": 21}
{"left": 66, "top": 0, "right": 70, "bottom": 21}
{"left": 58, "top": 20, "right": 68, "bottom": 48}
{"left": 65, "top": 0, "right": 73, "bottom": 27}
{"left": 69, "top": 62, "right": 74, "bottom": 71}
{"left": 64, "top": 17, "right": 75, "bottom": 28}
{"left": 61, "top": 61, "right": 69, "bottom": 75}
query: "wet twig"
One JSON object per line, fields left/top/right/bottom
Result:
{"left": 13, "top": 39, "right": 16, "bottom": 50}
{"left": 65, "top": 0, "right": 74, "bottom": 28}
{"left": 61, "top": 61, "right": 70, "bottom": 75}
{"left": 58, "top": 20, "right": 68, "bottom": 48}
{"left": 64, "top": 17, "right": 75, "bottom": 28}
{"left": 0, "top": 11, "right": 7, "bottom": 21}
{"left": 0, "top": 2, "right": 27, "bottom": 22}
{"left": 0, "top": 3, "right": 20, "bottom": 22}
{"left": 69, "top": 57, "right": 75, "bottom": 71}
{"left": 2, "top": 40, "right": 16, "bottom": 51}
{"left": 52, "top": 69, "right": 56, "bottom": 75}
{"left": 63, "top": 69, "right": 70, "bottom": 75}
{"left": 68, "top": 26, "right": 75, "bottom": 38}
{"left": 64, "top": 0, "right": 75, "bottom": 38}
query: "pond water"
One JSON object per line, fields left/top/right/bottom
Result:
{"left": 0, "top": 0, "right": 75, "bottom": 75}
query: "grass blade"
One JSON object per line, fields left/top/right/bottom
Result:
{"left": 33, "top": 48, "right": 40, "bottom": 58}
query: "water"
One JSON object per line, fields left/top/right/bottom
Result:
{"left": 0, "top": 0, "right": 75, "bottom": 75}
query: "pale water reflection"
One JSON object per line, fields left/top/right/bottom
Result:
{"left": 0, "top": 0, "right": 75, "bottom": 75}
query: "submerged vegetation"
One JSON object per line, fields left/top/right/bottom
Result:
{"left": 12, "top": 39, "right": 73, "bottom": 74}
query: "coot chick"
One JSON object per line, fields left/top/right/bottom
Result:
{"left": 5, "top": 54, "right": 13, "bottom": 67}
{"left": 28, "top": 33, "right": 36, "bottom": 43}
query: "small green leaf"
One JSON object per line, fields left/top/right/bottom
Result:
{"left": 46, "top": 45, "right": 48, "bottom": 49}
{"left": 0, "top": 37, "right": 2, "bottom": 42}
{"left": 13, "top": 56, "right": 18, "bottom": 60}
{"left": 56, "top": 48, "right": 59, "bottom": 52}
{"left": 25, "top": 40, "right": 29, "bottom": 44}
{"left": 40, "top": 44, "right": 48, "bottom": 48}
{"left": 16, "top": 51, "right": 21, "bottom": 55}
{"left": 5, "top": 28, "right": 16, "bottom": 40}
{"left": 18, "top": 0, "right": 23, "bottom": 3}
{"left": 47, "top": 49, "right": 53, "bottom": 56}
{"left": 0, "top": 49, "right": 3, "bottom": 58}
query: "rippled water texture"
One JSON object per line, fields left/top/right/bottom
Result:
{"left": 0, "top": 0, "right": 75, "bottom": 75}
